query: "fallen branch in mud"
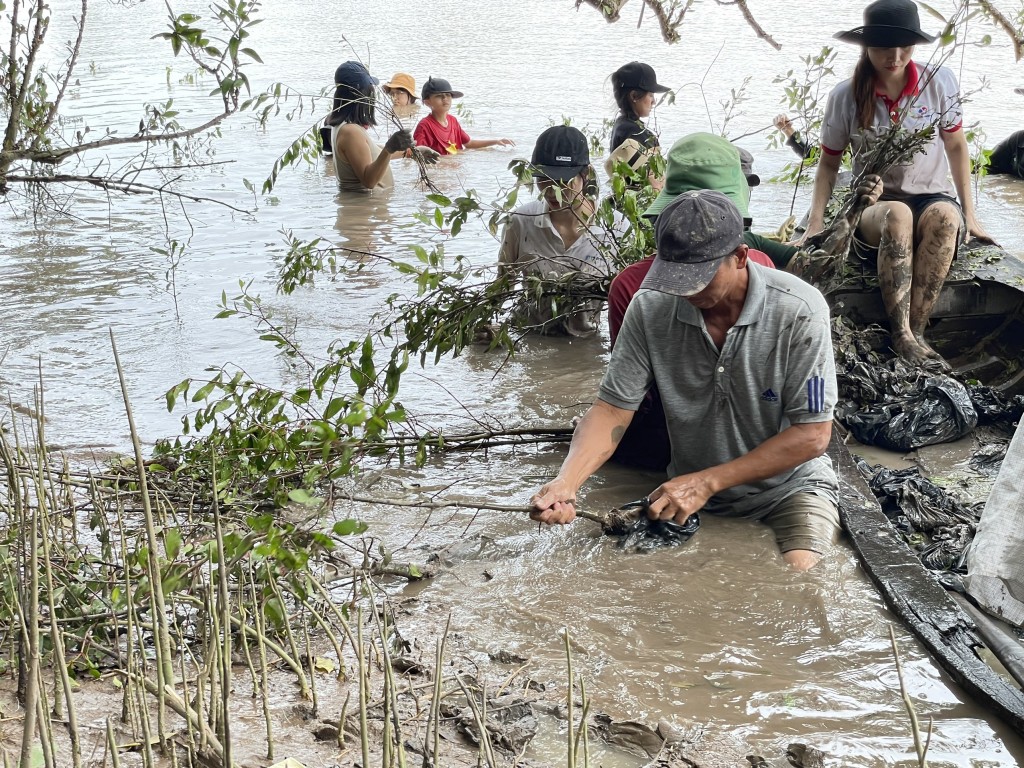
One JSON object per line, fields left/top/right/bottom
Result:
{"left": 889, "top": 625, "right": 934, "bottom": 768}
{"left": 338, "top": 492, "right": 617, "bottom": 530}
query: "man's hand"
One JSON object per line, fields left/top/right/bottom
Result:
{"left": 413, "top": 147, "right": 440, "bottom": 165}
{"left": 646, "top": 471, "right": 717, "bottom": 525}
{"left": 496, "top": 137, "right": 516, "bottom": 147}
{"left": 530, "top": 477, "right": 578, "bottom": 525}
{"left": 384, "top": 129, "right": 415, "bottom": 154}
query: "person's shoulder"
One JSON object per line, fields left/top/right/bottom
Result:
{"left": 759, "top": 266, "right": 829, "bottom": 314}
{"left": 922, "top": 63, "right": 960, "bottom": 92}
{"left": 336, "top": 122, "right": 365, "bottom": 136}
{"left": 510, "top": 199, "right": 546, "bottom": 220}
{"left": 823, "top": 77, "right": 856, "bottom": 105}
{"left": 610, "top": 256, "right": 654, "bottom": 291}
{"left": 335, "top": 122, "right": 368, "bottom": 146}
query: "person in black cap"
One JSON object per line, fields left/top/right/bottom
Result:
{"left": 324, "top": 61, "right": 437, "bottom": 192}
{"left": 497, "top": 125, "right": 626, "bottom": 336}
{"left": 529, "top": 190, "right": 840, "bottom": 571}
{"left": 803, "top": 0, "right": 994, "bottom": 366}
{"left": 413, "top": 76, "right": 514, "bottom": 156}
{"left": 609, "top": 61, "right": 670, "bottom": 155}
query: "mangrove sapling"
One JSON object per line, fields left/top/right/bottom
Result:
{"left": 356, "top": 608, "right": 372, "bottom": 768}
{"left": 211, "top": 459, "right": 234, "bottom": 767}
{"left": 424, "top": 616, "right": 452, "bottom": 768}
{"left": 18, "top": 450, "right": 42, "bottom": 768}
{"left": 248, "top": 567, "right": 276, "bottom": 760}
{"left": 111, "top": 330, "right": 175, "bottom": 749}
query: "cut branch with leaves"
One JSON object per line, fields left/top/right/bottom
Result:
{"left": 0, "top": 0, "right": 268, "bottom": 210}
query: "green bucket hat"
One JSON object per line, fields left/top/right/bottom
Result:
{"left": 643, "top": 133, "right": 750, "bottom": 219}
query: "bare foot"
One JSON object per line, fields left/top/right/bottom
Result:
{"left": 890, "top": 331, "right": 934, "bottom": 365}
{"left": 913, "top": 334, "right": 952, "bottom": 371}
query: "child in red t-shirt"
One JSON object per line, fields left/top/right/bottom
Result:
{"left": 413, "top": 77, "right": 514, "bottom": 155}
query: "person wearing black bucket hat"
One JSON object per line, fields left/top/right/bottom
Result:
{"left": 803, "top": 0, "right": 995, "bottom": 366}
{"left": 609, "top": 61, "right": 670, "bottom": 163}
{"left": 496, "top": 125, "right": 626, "bottom": 337}
{"left": 528, "top": 189, "right": 840, "bottom": 571}
{"left": 323, "top": 61, "right": 438, "bottom": 192}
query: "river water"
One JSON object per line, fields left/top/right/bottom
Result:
{"left": 3, "top": 0, "right": 1024, "bottom": 764}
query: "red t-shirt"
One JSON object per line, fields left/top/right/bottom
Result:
{"left": 413, "top": 114, "right": 471, "bottom": 155}
{"left": 608, "top": 250, "right": 775, "bottom": 345}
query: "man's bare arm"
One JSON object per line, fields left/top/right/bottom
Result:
{"left": 530, "top": 398, "right": 635, "bottom": 525}
{"left": 648, "top": 421, "right": 832, "bottom": 523}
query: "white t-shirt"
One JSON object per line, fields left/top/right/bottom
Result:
{"left": 820, "top": 62, "right": 962, "bottom": 198}
{"left": 498, "top": 199, "right": 626, "bottom": 337}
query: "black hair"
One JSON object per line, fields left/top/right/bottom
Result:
{"left": 326, "top": 82, "right": 376, "bottom": 127}
{"left": 612, "top": 74, "right": 645, "bottom": 120}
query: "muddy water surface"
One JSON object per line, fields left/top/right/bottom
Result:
{"left": 3, "top": 0, "right": 1024, "bottom": 764}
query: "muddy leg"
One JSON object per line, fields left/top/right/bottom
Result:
{"left": 860, "top": 202, "right": 931, "bottom": 363}
{"left": 910, "top": 203, "right": 959, "bottom": 367}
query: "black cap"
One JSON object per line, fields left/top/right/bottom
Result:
{"left": 334, "top": 61, "right": 378, "bottom": 90}
{"left": 531, "top": 126, "right": 590, "bottom": 182}
{"left": 736, "top": 146, "right": 761, "bottom": 187}
{"left": 613, "top": 61, "right": 670, "bottom": 93}
{"left": 421, "top": 76, "right": 464, "bottom": 100}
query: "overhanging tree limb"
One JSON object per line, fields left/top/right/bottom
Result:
{"left": 975, "top": 0, "right": 1024, "bottom": 60}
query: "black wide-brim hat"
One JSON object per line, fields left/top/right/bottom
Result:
{"left": 834, "top": 0, "right": 936, "bottom": 47}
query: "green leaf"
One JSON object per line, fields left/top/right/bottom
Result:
{"left": 164, "top": 529, "right": 182, "bottom": 560}
{"left": 241, "top": 47, "right": 263, "bottom": 63}
{"left": 323, "top": 396, "right": 346, "bottom": 420}
{"left": 333, "top": 519, "right": 368, "bottom": 536}
{"left": 287, "top": 488, "right": 319, "bottom": 506}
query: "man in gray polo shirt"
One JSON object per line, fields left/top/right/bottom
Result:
{"left": 530, "top": 190, "right": 839, "bottom": 570}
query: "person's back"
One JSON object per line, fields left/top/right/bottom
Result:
{"left": 332, "top": 123, "right": 393, "bottom": 192}
{"left": 987, "top": 130, "right": 1024, "bottom": 178}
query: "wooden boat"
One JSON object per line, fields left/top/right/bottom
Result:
{"left": 825, "top": 242, "right": 1024, "bottom": 736}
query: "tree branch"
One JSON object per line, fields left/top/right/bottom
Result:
{"left": 4, "top": 172, "right": 251, "bottom": 213}
{"left": 22, "top": 112, "right": 232, "bottom": 165}
{"left": 715, "top": 0, "right": 781, "bottom": 50}
{"left": 975, "top": 0, "right": 1024, "bottom": 60}
{"left": 36, "top": 0, "right": 88, "bottom": 147}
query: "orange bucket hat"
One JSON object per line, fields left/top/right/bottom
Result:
{"left": 382, "top": 73, "right": 417, "bottom": 101}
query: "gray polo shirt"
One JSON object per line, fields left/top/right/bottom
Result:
{"left": 598, "top": 263, "right": 838, "bottom": 518}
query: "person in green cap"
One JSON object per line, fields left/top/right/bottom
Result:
{"left": 606, "top": 133, "right": 776, "bottom": 471}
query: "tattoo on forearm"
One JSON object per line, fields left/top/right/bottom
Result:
{"left": 611, "top": 425, "right": 625, "bottom": 445}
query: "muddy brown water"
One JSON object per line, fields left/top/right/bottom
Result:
{"left": 3, "top": 0, "right": 1024, "bottom": 765}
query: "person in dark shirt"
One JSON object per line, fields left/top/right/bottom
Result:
{"left": 609, "top": 61, "right": 669, "bottom": 152}
{"left": 609, "top": 61, "right": 670, "bottom": 189}
{"left": 773, "top": 114, "right": 814, "bottom": 159}
{"left": 986, "top": 130, "right": 1024, "bottom": 178}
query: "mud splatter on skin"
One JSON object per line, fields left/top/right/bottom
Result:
{"left": 910, "top": 208, "right": 959, "bottom": 364}
{"left": 876, "top": 216, "right": 931, "bottom": 364}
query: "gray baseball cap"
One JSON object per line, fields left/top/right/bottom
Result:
{"left": 641, "top": 190, "right": 744, "bottom": 297}
{"left": 736, "top": 146, "right": 760, "bottom": 187}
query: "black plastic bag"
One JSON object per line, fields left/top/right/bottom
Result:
{"left": 611, "top": 499, "right": 701, "bottom": 553}
{"left": 966, "top": 384, "right": 1024, "bottom": 433}
{"left": 843, "top": 375, "right": 978, "bottom": 451}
